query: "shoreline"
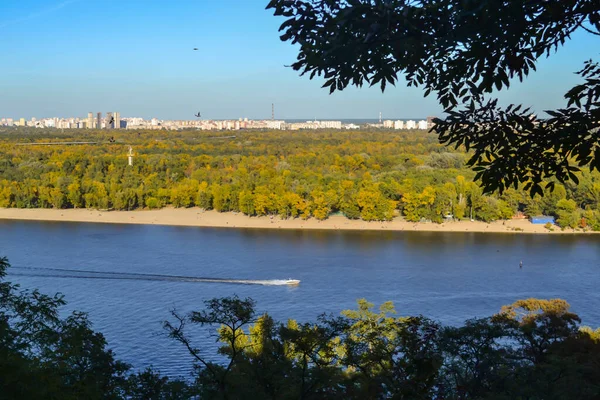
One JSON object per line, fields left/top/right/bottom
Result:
{"left": 0, "top": 207, "right": 596, "bottom": 235}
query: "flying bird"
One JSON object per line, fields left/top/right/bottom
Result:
{"left": 195, "top": 112, "right": 201, "bottom": 118}
{"left": 193, "top": 48, "right": 198, "bottom": 50}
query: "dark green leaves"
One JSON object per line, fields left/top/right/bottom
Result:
{"left": 434, "top": 74, "right": 600, "bottom": 197}
{"left": 267, "top": 0, "right": 600, "bottom": 195}
{"left": 267, "top": 0, "right": 597, "bottom": 105}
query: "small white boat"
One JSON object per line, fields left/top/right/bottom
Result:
{"left": 284, "top": 279, "right": 300, "bottom": 286}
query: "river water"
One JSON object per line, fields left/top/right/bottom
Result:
{"left": 1, "top": 220, "right": 599, "bottom": 377}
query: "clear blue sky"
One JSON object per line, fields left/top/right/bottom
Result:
{"left": 0, "top": 0, "right": 597, "bottom": 120}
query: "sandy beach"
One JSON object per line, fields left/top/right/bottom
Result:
{"left": 0, "top": 207, "right": 596, "bottom": 234}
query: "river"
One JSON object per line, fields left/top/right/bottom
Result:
{"left": 1, "top": 220, "right": 599, "bottom": 377}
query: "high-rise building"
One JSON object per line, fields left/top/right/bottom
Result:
{"left": 97, "top": 112, "right": 102, "bottom": 129}
{"left": 393, "top": 120, "right": 404, "bottom": 130}
{"left": 87, "top": 112, "right": 94, "bottom": 129}
{"left": 114, "top": 112, "right": 120, "bottom": 129}
{"left": 105, "top": 112, "right": 113, "bottom": 129}
{"left": 426, "top": 116, "right": 437, "bottom": 129}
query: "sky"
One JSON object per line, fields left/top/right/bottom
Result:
{"left": 0, "top": 0, "right": 598, "bottom": 120}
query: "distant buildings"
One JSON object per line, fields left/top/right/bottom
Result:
{"left": 426, "top": 116, "right": 438, "bottom": 129}
{"left": 0, "top": 114, "right": 434, "bottom": 131}
{"left": 380, "top": 120, "right": 429, "bottom": 130}
{"left": 285, "top": 120, "right": 342, "bottom": 130}
{"left": 105, "top": 112, "right": 113, "bottom": 129}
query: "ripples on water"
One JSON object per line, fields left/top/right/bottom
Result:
{"left": 1, "top": 220, "right": 600, "bottom": 378}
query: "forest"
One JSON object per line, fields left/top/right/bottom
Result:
{"left": 1, "top": 127, "right": 600, "bottom": 230}
{"left": 2, "top": 255, "right": 600, "bottom": 399}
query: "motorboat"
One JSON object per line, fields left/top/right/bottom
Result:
{"left": 284, "top": 279, "right": 300, "bottom": 286}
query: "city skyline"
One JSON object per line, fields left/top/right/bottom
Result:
{"left": 0, "top": 1, "right": 596, "bottom": 119}
{"left": 0, "top": 112, "right": 435, "bottom": 131}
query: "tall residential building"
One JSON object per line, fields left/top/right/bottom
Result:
{"left": 87, "top": 112, "right": 94, "bottom": 129}
{"left": 406, "top": 120, "right": 417, "bottom": 129}
{"left": 97, "top": 112, "right": 102, "bottom": 129}
{"left": 426, "top": 116, "right": 437, "bottom": 129}
{"left": 319, "top": 120, "right": 342, "bottom": 129}
{"left": 105, "top": 112, "right": 113, "bottom": 129}
{"left": 114, "top": 112, "right": 120, "bottom": 129}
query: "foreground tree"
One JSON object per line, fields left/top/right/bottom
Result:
{"left": 0, "top": 257, "right": 189, "bottom": 399}
{"left": 165, "top": 294, "right": 600, "bottom": 399}
{"left": 163, "top": 296, "right": 258, "bottom": 399}
{"left": 267, "top": 0, "right": 600, "bottom": 196}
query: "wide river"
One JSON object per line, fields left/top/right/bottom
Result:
{"left": 1, "top": 220, "right": 600, "bottom": 377}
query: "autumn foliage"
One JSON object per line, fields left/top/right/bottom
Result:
{"left": 1, "top": 128, "right": 600, "bottom": 228}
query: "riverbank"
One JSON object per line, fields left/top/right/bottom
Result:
{"left": 0, "top": 207, "right": 596, "bottom": 234}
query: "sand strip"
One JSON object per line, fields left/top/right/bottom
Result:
{"left": 0, "top": 208, "right": 596, "bottom": 235}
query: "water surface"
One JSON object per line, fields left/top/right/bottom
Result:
{"left": 1, "top": 220, "right": 599, "bottom": 377}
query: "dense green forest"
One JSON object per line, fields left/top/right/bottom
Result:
{"left": 1, "top": 256, "right": 600, "bottom": 399}
{"left": 1, "top": 128, "right": 600, "bottom": 229}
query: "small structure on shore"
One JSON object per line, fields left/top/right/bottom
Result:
{"left": 530, "top": 216, "right": 555, "bottom": 224}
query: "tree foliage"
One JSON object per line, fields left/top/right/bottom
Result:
{"left": 0, "top": 256, "right": 190, "bottom": 399}
{"left": 2, "top": 129, "right": 600, "bottom": 228}
{"left": 266, "top": 0, "right": 600, "bottom": 196}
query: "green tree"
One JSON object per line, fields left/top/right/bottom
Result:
{"left": 311, "top": 190, "right": 331, "bottom": 220}
{"left": 340, "top": 300, "right": 442, "bottom": 399}
{"left": 49, "top": 187, "right": 66, "bottom": 209}
{"left": 0, "top": 257, "right": 131, "bottom": 399}
{"left": 356, "top": 189, "right": 395, "bottom": 221}
{"left": 0, "top": 180, "right": 14, "bottom": 207}
{"left": 196, "top": 181, "right": 213, "bottom": 210}
{"left": 125, "top": 368, "right": 193, "bottom": 399}
{"left": 164, "top": 296, "right": 257, "bottom": 399}
{"left": 145, "top": 197, "right": 161, "bottom": 209}
{"left": 402, "top": 187, "right": 436, "bottom": 222}
{"left": 239, "top": 190, "right": 256, "bottom": 216}
{"left": 556, "top": 198, "right": 581, "bottom": 229}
